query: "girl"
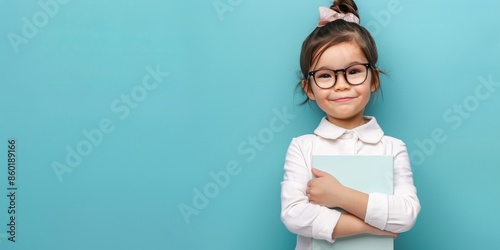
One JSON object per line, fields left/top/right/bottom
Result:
{"left": 280, "top": 0, "right": 421, "bottom": 249}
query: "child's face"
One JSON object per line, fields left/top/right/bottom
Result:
{"left": 304, "top": 41, "right": 376, "bottom": 129}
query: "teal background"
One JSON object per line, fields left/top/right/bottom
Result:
{"left": 1, "top": 0, "right": 499, "bottom": 249}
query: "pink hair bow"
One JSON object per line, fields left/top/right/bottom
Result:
{"left": 318, "top": 6, "right": 360, "bottom": 27}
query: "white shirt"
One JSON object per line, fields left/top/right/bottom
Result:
{"left": 280, "top": 116, "right": 421, "bottom": 250}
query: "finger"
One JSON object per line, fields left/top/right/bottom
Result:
{"left": 311, "top": 168, "right": 325, "bottom": 177}
{"left": 306, "top": 186, "right": 314, "bottom": 197}
{"left": 308, "top": 176, "right": 320, "bottom": 187}
{"left": 308, "top": 196, "right": 316, "bottom": 204}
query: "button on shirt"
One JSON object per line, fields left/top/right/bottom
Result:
{"left": 280, "top": 117, "right": 421, "bottom": 250}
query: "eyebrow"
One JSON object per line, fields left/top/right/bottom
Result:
{"left": 313, "top": 61, "right": 366, "bottom": 71}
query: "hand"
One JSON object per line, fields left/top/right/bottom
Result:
{"left": 306, "top": 168, "right": 345, "bottom": 208}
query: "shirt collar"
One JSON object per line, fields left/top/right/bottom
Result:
{"left": 313, "top": 116, "right": 384, "bottom": 144}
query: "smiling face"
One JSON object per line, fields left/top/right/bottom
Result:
{"left": 304, "top": 41, "right": 378, "bottom": 129}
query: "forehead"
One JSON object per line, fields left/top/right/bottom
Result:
{"left": 313, "top": 41, "right": 367, "bottom": 69}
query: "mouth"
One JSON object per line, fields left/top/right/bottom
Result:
{"left": 332, "top": 97, "right": 355, "bottom": 102}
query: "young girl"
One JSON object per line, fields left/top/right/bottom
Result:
{"left": 280, "top": 0, "right": 421, "bottom": 249}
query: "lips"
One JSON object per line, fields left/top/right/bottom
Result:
{"left": 332, "top": 96, "right": 355, "bottom": 102}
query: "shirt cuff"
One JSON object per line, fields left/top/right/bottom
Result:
{"left": 365, "top": 193, "right": 389, "bottom": 230}
{"left": 312, "top": 208, "right": 341, "bottom": 243}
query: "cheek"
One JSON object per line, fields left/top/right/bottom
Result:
{"left": 364, "top": 85, "right": 373, "bottom": 96}
{"left": 311, "top": 87, "right": 329, "bottom": 99}
{"left": 353, "top": 84, "right": 372, "bottom": 98}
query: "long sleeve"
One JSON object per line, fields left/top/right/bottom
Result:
{"left": 364, "top": 141, "right": 421, "bottom": 232}
{"left": 280, "top": 138, "right": 341, "bottom": 242}
{"left": 281, "top": 117, "right": 421, "bottom": 249}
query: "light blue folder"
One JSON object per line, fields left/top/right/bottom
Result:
{"left": 312, "top": 155, "right": 394, "bottom": 250}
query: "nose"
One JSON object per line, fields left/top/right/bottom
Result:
{"left": 333, "top": 71, "right": 350, "bottom": 91}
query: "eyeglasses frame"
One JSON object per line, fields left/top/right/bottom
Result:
{"left": 307, "top": 63, "right": 372, "bottom": 89}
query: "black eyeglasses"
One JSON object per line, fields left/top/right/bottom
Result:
{"left": 307, "top": 63, "right": 371, "bottom": 89}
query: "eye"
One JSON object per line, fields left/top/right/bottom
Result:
{"left": 318, "top": 73, "right": 332, "bottom": 78}
{"left": 347, "top": 65, "right": 366, "bottom": 75}
{"left": 347, "top": 68, "right": 361, "bottom": 75}
{"left": 315, "top": 70, "right": 333, "bottom": 79}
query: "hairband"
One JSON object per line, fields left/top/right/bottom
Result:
{"left": 318, "top": 6, "right": 360, "bottom": 27}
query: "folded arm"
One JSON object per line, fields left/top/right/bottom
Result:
{"left": 307, "top": 142, "right": 421, "bottom": 233}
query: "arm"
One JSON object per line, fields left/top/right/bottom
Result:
{"left": 281, "top": 138, "right": 341, "bottom": 242}
{"left": 308, "top": 141, "right": 421, "bottom": 233}
{"left": 332, "top": 214, "right": 398, "bottom": 239}
{"left": 364, "top": 142, "right": 421, "bottom": 232}
{"left": 306, "top": 172, "right": 398, "bottom": 239}
{"left": 307, "top": 168, "right": 369, "bottom": 221}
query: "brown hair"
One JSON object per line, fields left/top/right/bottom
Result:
{"left": 297, "top": 0, "right": 382, "bottom": 105}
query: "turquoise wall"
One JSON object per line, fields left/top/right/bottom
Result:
{"left": 1, "top": 0, "right": 499, "bottom": 249}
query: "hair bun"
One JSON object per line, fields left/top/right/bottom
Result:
{"left": 330, "top": 0, "right": 359, "bottom": 18}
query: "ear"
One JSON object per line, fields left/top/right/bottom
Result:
{"left": 302, "top": 80, "right": 316, "bottom": 100}
{"left": 370, "top": 69, "right": 380, "bottom": 93}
